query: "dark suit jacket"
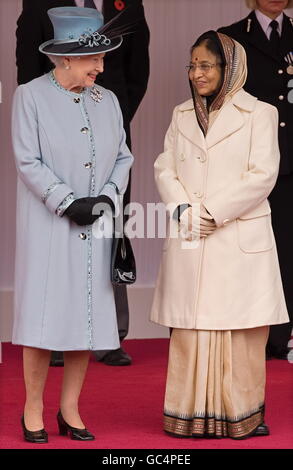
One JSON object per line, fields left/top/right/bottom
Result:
{"left": 219, "top": 11, "right": 293, "bottom": 175}
{"left": 16, "top": 0, "right": 150, "bottom": 128}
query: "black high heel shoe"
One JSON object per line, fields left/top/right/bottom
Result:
{"left": 57, "top": 410, "right": 95, "bottom": 441}
{"left": 21, "top": 416, "right": 48, "bottom": 443}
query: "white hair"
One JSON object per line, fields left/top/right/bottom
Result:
{"left": 47, "top": 55, "right": 65, "bottom": 67}
{"left": 47, "top": 55, "right": 82, "bottom": 68}
{"left": 246, "top": 0, "right": 293, "bottom": 9}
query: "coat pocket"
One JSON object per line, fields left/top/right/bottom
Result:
{"left": 236, "top": 202, "right": 274, "bottom": 253}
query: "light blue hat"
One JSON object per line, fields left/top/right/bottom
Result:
{"left": 39, "top": 7, "right": 123, "bottom": 56}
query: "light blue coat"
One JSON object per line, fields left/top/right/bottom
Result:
{"left": 12, "top": 72, "right": 134, "bottom": 351}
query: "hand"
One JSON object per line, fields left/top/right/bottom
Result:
{"left": 179, "top": 207, "right": 198, "bottom": 241}
{"left": 94, "top": 195, "right": 115, "bottom": 213}
{"left": 64, "top": 196, "right": 112, "bottom": 226}
{"left": 198, "top": 206, "right": 217, "bottom": 238}
{"left": 179, "top": 205, "right": 217, "bottom": 240}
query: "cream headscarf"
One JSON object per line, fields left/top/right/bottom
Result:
{"left": 190, "top": 31, "right": 248, "bottom": 135}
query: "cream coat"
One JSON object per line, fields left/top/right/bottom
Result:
{"left": 150, "top": 89, "right": 289, "bottom": 330}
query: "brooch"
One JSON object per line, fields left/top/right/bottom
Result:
{"left": 79, "top": 31, "right": 111, "bottom": 48}
{"left": 90, "top": 85, "right": 103, "bottom": 103}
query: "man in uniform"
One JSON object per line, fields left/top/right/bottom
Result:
{"left": 218, "top": 0, "right": 293, "bottom": 359}
{"left": 16, "top": 0, "right": 150, "bottom": 366}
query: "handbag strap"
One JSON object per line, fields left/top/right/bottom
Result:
{"left": 120, "top": 236, "right": 127, "bottom": 260}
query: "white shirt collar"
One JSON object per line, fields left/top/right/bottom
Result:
{"left": 255, "top": 10, "right": 284, "bottom": 38}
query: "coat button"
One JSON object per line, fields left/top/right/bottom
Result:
{"left": 79, "top": 233, "right": 87, "bottom": 240}
{"left": 280, "top": 122, "right": 286, "bottom": 127}
{"left": 279, "top": 95, "right": 284, "bottom": 100}
{"left": 179, "top": 153, "right": 185, "bottom": 161}
{"left": 84, "top": 162, "right": 92, "bottom": 168}
{"left": 74, "top": 98, "right": 80, "bottom": 103}
{"left": 278, "top": 69, "right": 284, "bottom": 74}
{"left": 195, "top": 154, "right": 206, "bottom": 162}
{"left": 80, "top": 127, "right": 89, "bottom": 134}
{"left": 223, "top": 218, "right": 230, "bottom": 226}
{"left": 194, "top": 191, "right": 203, "bottom": 198}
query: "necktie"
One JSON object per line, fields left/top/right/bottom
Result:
{"left": 269, "top": 20, "right": 280, "bottom": 55}
{"left": 84, "top": 0, "right": 96, "bottom": 8}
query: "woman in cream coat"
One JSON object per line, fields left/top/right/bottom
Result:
{"left": 151, "top": 31, "right": 289, "bottom": 439}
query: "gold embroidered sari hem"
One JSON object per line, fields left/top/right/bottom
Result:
{"left": 163, "top": 404, "right": 265, "bottom": 439}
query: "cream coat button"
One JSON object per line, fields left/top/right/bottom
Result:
{"left": 79, "top": 233, "right": 87, "bottom": 240}
{"left": 280, "top": 122, "right": 286, "bottom": 127}
{"left": 179, "top": 153, "right": 185, "bottom": 161}
{"left": 223, "top": 219, "right": 230, "bottom": 226}
{"left": 278, "top": 69, "right": 284, "bottom": 74}
{"left": 279, "top": 95, "right": 284, "bottom": 100}
{"left": 194, "top": 191, "right": 203, "bottom": 198}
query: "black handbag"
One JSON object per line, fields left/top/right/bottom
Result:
{"left": 111, "top": 230, "right": 136, "bottom": 285}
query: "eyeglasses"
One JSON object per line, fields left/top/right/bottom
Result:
{"left": 185, "top": 63, "right": 222, "bottom": 73}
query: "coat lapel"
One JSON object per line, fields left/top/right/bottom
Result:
{"left": 244, "top": 11, "right": 281, "bottom": 64}
{"left": 102, "top": 0, "right": 113, "bottom": 21}
{"left": 178, "top": 91, "right": 255, "bottom": 151}
{"left": 280, "top": 14, "right": 293, "bottom": 59}
{"left": 205, "top": 98, "right": 245, "bottom": 150}
{"left": 177, "top": 101, "right": 206, "bottom": 153}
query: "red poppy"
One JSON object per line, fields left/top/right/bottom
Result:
{"left": 114, "top": 0, "right": 125, "bottom": 11}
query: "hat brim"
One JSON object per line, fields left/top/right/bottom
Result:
{"left": 39, "top": 36, "right": 122, "bottom": 56}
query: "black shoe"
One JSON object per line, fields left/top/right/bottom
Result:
{"left": 50, "top": 351, "right": 64, "bottom": 367}
{"left": 253, "top": 423, "right": 270, "bottom": 436}
{"left": 57, "top": 410, "right": 95, "bottom": 441}
{"left": 21, "top": 416, "right": 48, "bottom": 443}
{"left": 266, "top": 348, "right": 289, "bottom": 360}
{"left": 102, "top": 348, "right": 132, "bottom": 366}
{"left": 272, "top": 351, "right": 289, "bottom": 360}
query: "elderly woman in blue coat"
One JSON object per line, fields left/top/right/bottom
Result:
{"left": 12, "top": 7, "right": 134, "bottom": 443}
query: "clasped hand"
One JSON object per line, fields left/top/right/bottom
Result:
{"left": 179, "top": 205, "right": 217, "bottom": 240}
{"left": 64, "top": 195, "right": 114, "bottom": 226}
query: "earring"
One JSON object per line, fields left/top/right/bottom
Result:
{"left": 65, "top": 65, "right": 70, "bottom": 70}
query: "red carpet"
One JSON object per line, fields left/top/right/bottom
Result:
{"left": 0, "top": 339, "right": 292, "bottom": 449}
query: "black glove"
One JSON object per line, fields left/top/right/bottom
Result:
{"left": 94, "top": 195, "right": 115, "bottom": 213}
{"left": 64, "top": 196, "right": 114, "bottom": 226}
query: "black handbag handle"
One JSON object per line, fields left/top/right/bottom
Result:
{"left": 120, "top": 237, "right": 127, "bottom": 260}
